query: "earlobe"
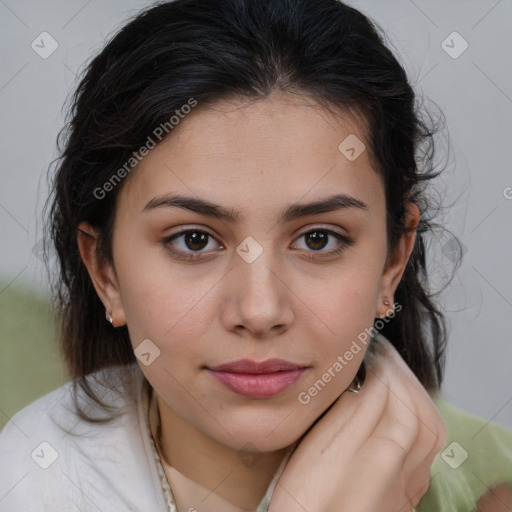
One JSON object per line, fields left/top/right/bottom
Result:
{"left": 77, "top": 221, "right": 127, "bottom": 327}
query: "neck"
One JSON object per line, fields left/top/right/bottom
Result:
{"left": 148, "top": 388, "right": 295, "bottom": 512}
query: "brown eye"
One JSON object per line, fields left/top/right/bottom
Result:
{"left": 303, "top": 230, "right": 329, "bottom": 251}
{"left": 293, "top": 228, "right": 354, "bottom": 258}
{"left": 163, "top": 229, "right": 222, "bottom": 261}
{"left": 180, "top": 231, "right": 209, "bottom": 251}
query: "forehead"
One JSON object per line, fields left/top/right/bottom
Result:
{"left": 117, "top": 92, "right": 384, "bottom": 220}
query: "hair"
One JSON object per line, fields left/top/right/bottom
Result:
{"left": 44, "top": 0, "right": 461, "bottom": 423}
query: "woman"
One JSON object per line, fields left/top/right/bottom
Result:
{"left": 0, "top": 0, "right": 511, "bottom": 510}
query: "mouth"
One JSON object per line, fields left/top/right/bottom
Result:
{"left": 207, "top": 358, "right": 307, "bottom": 373}
{"left": 206, "top": 358, "right": 309, "bottom": 399}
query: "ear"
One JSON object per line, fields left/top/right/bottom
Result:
{"left": 77, "top": 221, "right": 126, "bottom": 328}
{"left": 377, "top": 202, "right": 420, "bottom": 317}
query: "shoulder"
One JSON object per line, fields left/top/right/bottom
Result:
{"left": 0, "top": 363, "right": 165, "bottom": 511}
{"left": 0, "top": 380, "right": 78, "bottom": 510}
{"left": 417, "top": 397, "right": 512, "bottom": 511}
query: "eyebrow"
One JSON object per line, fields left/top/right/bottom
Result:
{"left": 142, "top": 193, "right": 368, "bottom": 223}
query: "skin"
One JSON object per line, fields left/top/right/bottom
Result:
{"left": 268, "top": 333, "right": 446, "bottom": 511}
{"left": 78, "top": 91, "right": 443, "bottom": 511}
{"left": 473, "top": 485, "right": 512, "bottom": 512}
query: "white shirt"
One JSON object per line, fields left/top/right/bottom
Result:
{"left": 0, "top": 364, "right": 288, "bottom": 511}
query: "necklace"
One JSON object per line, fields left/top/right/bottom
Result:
{"left": 145, "top": 386, "right": 177, "bottom": 512}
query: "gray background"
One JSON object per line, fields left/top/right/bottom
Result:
{"left": 0, "top": 0, "right": 511, "bottom": 429}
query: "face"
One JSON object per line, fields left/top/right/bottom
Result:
{"left": 80, "top": 91, "right": 417, "bottom": 453}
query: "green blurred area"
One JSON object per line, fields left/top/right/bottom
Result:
{"left": 0, "top": 281, "right": 68, "bottom": 431}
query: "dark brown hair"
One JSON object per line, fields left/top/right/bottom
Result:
{"left": 44, "top": 0, "right": 461, "bottom": 422}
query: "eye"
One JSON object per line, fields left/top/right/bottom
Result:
{"left": 292, "top": 228, "right": 354, "bottom": 259}
{"left": 163, "top": 228, "right": 222, "bottom": 261}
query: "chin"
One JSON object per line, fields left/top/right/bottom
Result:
{"left": 232, "top": 433, "right": 299, "bottom": 454}
{"left": 206, "top": 416, "right": 306, "bottom": 453}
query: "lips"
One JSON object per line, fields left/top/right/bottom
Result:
{"left": 208, "top": 358, "right": 306, "bottom": 373}
{"left": 206, "top": 358, "right": 309, "bottom": 399}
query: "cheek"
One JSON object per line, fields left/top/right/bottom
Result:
{"left": 315, "top": 262, "right": 383, "bottom": 329}
{"left": 115, "top": 240, "right": 214, "bottom": 341}
{"left": 305, "top": 259, "right": 383, "bottom": 378}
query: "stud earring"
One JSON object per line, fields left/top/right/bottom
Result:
{"left": 379, "top": 298, "right": 393, "bottom": 319}
{"left": 107, "top": 310, "right": 114, "bottom": 326}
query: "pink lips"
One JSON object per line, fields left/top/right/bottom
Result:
{"left": 207, "top": 358, "right": 308, "bottom": 399}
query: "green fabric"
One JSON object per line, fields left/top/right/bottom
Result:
{"left": 416, "top": 397, "right": 512, "bottom": 511}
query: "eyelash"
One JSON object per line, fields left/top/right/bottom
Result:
{"left": 162, "top": 227, "right": 354, "bottom": 262}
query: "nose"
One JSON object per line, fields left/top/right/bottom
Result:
{"left": 220, "top": 247, "right": 295, "bottom": 339}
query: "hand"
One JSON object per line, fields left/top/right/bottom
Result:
{"left": 472, "top": 484, "right": 512, "bottom": 512}
{"left": 268, "top": 336, "right": 447, "bottom": 512}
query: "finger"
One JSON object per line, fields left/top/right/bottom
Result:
{"left": 373, "top": 336, "right": 446, "bottom": 451}
{"left": 403, "top": 408, "right": 446, "bottom": 507}
{"left": 321, "top": 355, "right": 421, "bottom": 510}
{"left": 303, "top": 342, "right": 403, "bottom": 453}
{"left": 292, "top": 367, "right": 390, "bottom": 462}
{"left": 369, "top": 337, "right": 447, "bottom": 507}
{"left": 367, "top": 376, "right": 420, "bottom": 480}
{"left": 375, "top": 338, "right": 448, "bottom": 507}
